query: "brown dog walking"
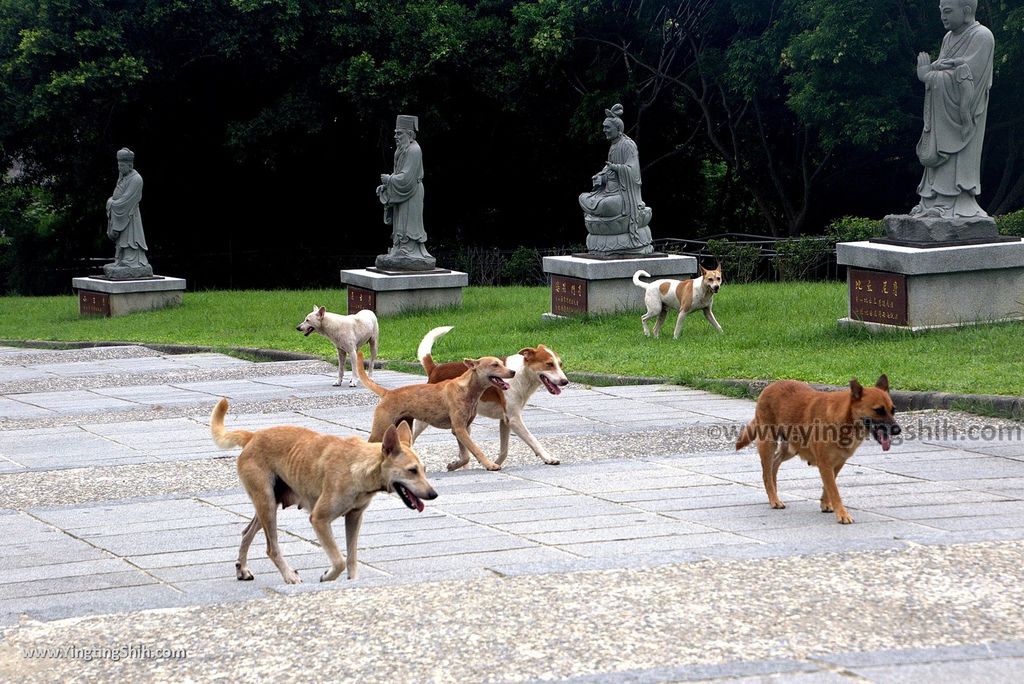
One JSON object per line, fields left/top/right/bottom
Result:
{"left": 736, "top": 376, "right": 901, "bottom": 524}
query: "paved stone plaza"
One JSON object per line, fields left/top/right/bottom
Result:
{"left": 0, "top": 344, "right": 1023, "bottom": 682}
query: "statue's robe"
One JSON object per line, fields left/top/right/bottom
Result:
{"left": 107, "top": 170, "right": 149, "bottom": 266}
{"left": 916, "top": 21, "right": 994, "bottom": 217}
{"left": 379, "top": 141, "right": 426, "bottom": 245}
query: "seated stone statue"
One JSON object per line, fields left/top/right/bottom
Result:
{"left": 578, "top": 104, "right": 653, "bottom": 255}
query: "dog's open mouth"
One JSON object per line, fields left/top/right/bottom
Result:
{"left": 302, "top": 328, "right": 314, "bottom": 337}
{"left": 866, "top": 421, "right": 897, "bottom": 452}
{"left": 394, "top": 482, "right": 425, "bottom": 512}
{"left": 489, "top": 376, "right": 511, "bottom": 391}
{"left": 540, "top": 374, "right": 562, "bottom": 395}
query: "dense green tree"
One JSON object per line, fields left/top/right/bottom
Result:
{"left": 1, "top": 0, "right": 1022, "bottom": 293}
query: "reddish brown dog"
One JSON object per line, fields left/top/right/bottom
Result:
{"left": 735, "top": 375, "right": 901, "bottom": 524}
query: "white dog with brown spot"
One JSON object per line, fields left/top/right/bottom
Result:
{"left": 633, "top": 264, "right": 724, "bottom": 339}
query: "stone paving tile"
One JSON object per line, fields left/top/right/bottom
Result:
{"left": 558, "top": 530, "right": 751, "bottom": 558}
{"left": 0, "top": 584, "right": 184, "bottom": 626}
{"left": 0, "top": 571, "right": 159, "bottom": 601}
{"left": 0, "top": 367, "right": 53, "bottom": 383}
{"left": 852, "top": 657, "right": 1024, "bottom": 683}
{"left": 870, "top": 499, "right": 1024, "bottom": 520}
{"left": 89, "top": 384, "right": 220, "bottom": 405}
{"left": 27, "top": 360, "right": 122, "bottom": 377}
{"left": 161, "top": 353, "right": 253, "bottom": 369}
{"left": 7, "top": 389, "right": 139, "bottom": 414}
{"left": 0, "top": 397, "right": 56, "bottom": 420}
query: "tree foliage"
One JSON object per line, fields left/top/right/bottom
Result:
{"left": 1, "top": 0, "right": 1022, "bottom": 293}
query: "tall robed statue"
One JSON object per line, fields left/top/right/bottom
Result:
{"left": 578, "top": 104, "right": 654, "bottom": 255}
{"left": 104, "top": 147, "right": 152, "bottom": 279}
{"left": 911, "top": 0, "right": 994, "bottom": 219}
{"left": 375, "top": 114, "right": 436, "bottom": 271}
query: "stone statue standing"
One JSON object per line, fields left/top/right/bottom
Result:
{"left": 578, "top": 104, "right": 653, "bottom": 255}
{"left": 375, "top": 114, "right": 436, "bottom": 271}
{"left": 911, "top": 0, "right": 994, "bottom": 219}
{"left": 104, "top": 147, "right": 152, "bottom": 279}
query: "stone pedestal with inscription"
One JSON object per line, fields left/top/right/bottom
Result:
{"left": 72, "top": 276, "right": 186, "bottom": 318}
{"left": 541, "top": 254, "right": 697, "bottom": 319}
{"left": 836, "top": 237, "right": 1024, "bottom": 332}
{"left": 340, "top": 268, "right": 468, "bottom": 316}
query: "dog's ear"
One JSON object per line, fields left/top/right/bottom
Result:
{"left": 875, "top": 374, "right": 889, "bottom": 392}
{"left": 381, "top": 424, "right": 400, "bottom": 456}
{"left": 317, "top": 306, "right": 326, "bottom": 318}
{"left": 518, "top": 347, "right": 536, "bottom": 360}
{"left": 715, "top": 260, "right": 722, "bottom": 273}
{"left": 463, "top": 358, "right": 478, "bottom": 369}
{"left": 396, "top": 420, "right": 413, "bottom": 446}
{"left": 849, "top": 378, "right": 864, "bottom": 400}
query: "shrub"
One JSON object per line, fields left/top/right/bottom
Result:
{"left": 996, "top": 210, "right": 1024, "bottom": 237}
{"left": 705, "top": 238, "right": 761, "bottom": 284}
{"left": 774, "top": 236, "right": 833, "bottom": 281}
{"left": 500, "top": 246, "right": 545, "bottom": 285}
{"left": 825, "top": 216, "right": 885, "bottom": 242}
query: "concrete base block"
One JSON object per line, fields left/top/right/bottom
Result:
{"left": 72, "top": 276, "right": 186, "bottom": 318}
{"left": 340, "top": 268, "right": 468, "bottom": 316}
{"left": 542, "top": 254, "right": 697, "bottom": 316}
{"left": 72, "top": 274, "right": 186, "bottom": 317}
{"left": 836, "top": 239, "right": 1024, "bottom": 331}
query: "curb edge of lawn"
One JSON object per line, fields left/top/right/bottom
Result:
{"left": 3, "top": 339, "right": 1022, "bottom": 420}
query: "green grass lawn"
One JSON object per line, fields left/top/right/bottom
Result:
{"left": 2, "top": 284, "right": 1022, "bottom": 396}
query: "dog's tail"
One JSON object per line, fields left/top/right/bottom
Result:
{"left": 417, "top": 325, "right": 454, "bottom": 375}
{"left": 632, "top": 269, "right": 652, "bottom": 289}
{"left": 355, "top": 351, "right": 388, "bottom": 397}
{"left": 210, "top": 398, "right": 255, "bottom": 449}
{"left": 735, "top": 420, "right": 757, "bottom": 450}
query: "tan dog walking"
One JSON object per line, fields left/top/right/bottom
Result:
{"left": 355, "top": 351, "right": 514, "bottom": 471}
{"left": 415, "top": 326, "right": 569, "bottom": 466}
{"left": 633, "top": 264, "right": 724, "bottom": 339}
{"left": 210, "top": 398, "right": 437, "bottom": 584}
{"left": 735, "top": 376, "right": 901, "bottom": 524}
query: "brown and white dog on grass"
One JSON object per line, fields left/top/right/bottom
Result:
{"left": 414, "top": 326, "right": 569, "bottom": 466}
{"left": 633, "top": 264, "right": 724, "bottom": 339}
{"left": 210, "top": 398, "right": 436, "bottom": 584}
{"left": 735, "top": 376, "right": 901, "bottom": 524}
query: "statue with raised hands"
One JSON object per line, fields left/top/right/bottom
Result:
{"left": 911, "top": 0, "right": 994, "bottom": 219}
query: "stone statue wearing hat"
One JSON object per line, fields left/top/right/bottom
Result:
{"left": 375, "top": 114, "right": 435, "bottom": 271}
{"left": 104, "top": 147, "right": 152, "bottom": 279}
{"left": 578, "top": 104, "right": 654, "bottom": 255}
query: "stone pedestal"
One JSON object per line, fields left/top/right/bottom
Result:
{"left": 836, "top": 238, "right": 1024, "bottom": 331}
{"left": 542, "top": 254, "right": 697, "bottom": 318}
{"left": 340, "top": 268, "right": 468, "bottom": 316}
{"left": 870, "top": 214, "right": 1018, "bottom": 248}
{"left": 72, "top": 276, "right": 186, "bottom": 317}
